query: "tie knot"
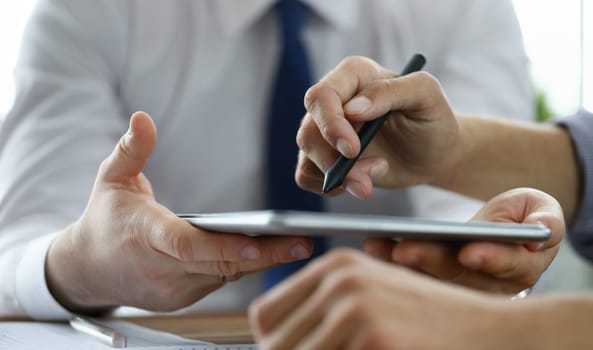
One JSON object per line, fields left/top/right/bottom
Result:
{"left": 276, "top": 0, "right": 309, "bottom": 37}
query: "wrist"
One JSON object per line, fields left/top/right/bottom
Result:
{"left": 430, "top": 115, "right": 469, "bottom": 190}
{"left": 462, "top": 295, "right": 528, "bottom": 350}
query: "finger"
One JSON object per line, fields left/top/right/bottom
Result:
{"left": 147, "top": 214, "right": 313, "bottom": 264}
{"left": 520, "top": 200, "right": 564, "bottom": 252}
{"left": 297, "top": 289, "right": 389, "bottom": 350}
{"left": 256, "top": 253, "right": 379, "bottom": 349}
{"left": 295, "top": 150, "right": 349, "bottom": 196}
{"left": 363, "top": 238, "right": 395, "bottom": 261}
{"left": 295, "top": 150, "right": 331, "bottom": 194}
{"left": 295, "top": 112, "right": 344, "bottom": 196}
{"left": 295, "top": 150, "right": 387, "bottom": 200}
{"left": 294, "top": 296, "right": 360, "bottom": 350}
{"left": 296, "top": 113, "right": 343, "bottom": 173}
{"left": 181, "top": 236, "right": 316, "bottom": 275}
{"left": 305, "top": 82, "right": 360, "bottom": 159}
{"left": 340, "top": 157, "right": 388, "bottom": 199}
{"left": 99, "top": 111, "right": 157, "bottom": 182}
{"left": 267, "top": 258, "right": 398, "bottom": 350}
{"left": 250, "top": 249, "right": 361, "bottom": 336}
{"left": 304, "top": 56, "right": 396, "bottom": 158}
{"left": 250, "top": 261, "right": 326, "bottom": 337}
{"left": 522, "top": 216, "right": 563, "bottom": 252}
{"left": 256, "top": 293, "right": 325, "bottom": 350}
{"left": 391, "top": 240, "right": 465, "bottom": 280}
{"left": 471, "top": 188, "right": 565, "bottom": 252}
{"left": 343, "top": 71, "right": 447, "bottom": 123}
{"left": 458, "top": 242, "right": 543, "bottom": 288}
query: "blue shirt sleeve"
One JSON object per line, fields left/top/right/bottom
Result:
{"left": 556, "top": 110, "right": 593, "bottom": 262}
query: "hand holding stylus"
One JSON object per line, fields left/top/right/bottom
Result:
{"left": 321, "top": 54, "right": 426, "bottom": 194}
{"left": 295, "top": 55, "right": 459, "bottom": 199}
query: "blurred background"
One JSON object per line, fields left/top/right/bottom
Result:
{"left": 0, "top": 1, "right": 591, "bottom": 292}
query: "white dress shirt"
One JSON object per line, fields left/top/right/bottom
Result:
{"left": 0, "top": 0, "right": 533, "bottom": 319}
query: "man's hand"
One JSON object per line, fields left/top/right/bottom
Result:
{"left": 296, "top": 56, "right": 564, "bottom": 295}
{"left": 249, "top": 249, "right": 518, "bottom": 350}
{"left": 296, "top": 56, "right": 459, "bottom": 199}
{"left": 46, "top": 111, "right": 313, "bottom": 314}
{"left": 364, "top": 188, "right": 565, "bottom": 294}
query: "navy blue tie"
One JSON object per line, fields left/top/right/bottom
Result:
{"left": 264, "top": 0, "right": 326, "bottom": 289}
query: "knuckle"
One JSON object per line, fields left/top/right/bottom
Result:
{"left": 323, "top": 248, "right": 364, "bottom": 267}
{"left": 225, "top": 271, "right": 243, "bottom": 282}
{"left": 414, "top": 70, "right": 438, "bottom": 85}
{"left": 355, "top": 322, "right": 394, "bottom": 350}
{"left": 268, "top": 245, "right": 286, "bottom": 265}
{"left": 116, "top": 135, "right": 131, "bottom": 158}
{"left": 97, "top": 157, "right": 111, "bottom": 176}
{"left": 316, "top": 117, "right": 341, "bottom": 145}
{"left": 294, "top": 169, "right": 308, "bottom": 189}
{"left": 294, "top": 161, "right": 319, "bottom": 189}
{"left": 170, "top": 233, "right": 194, "bottom": 261}
{"left": 213, "top": 260, "right": 239, "bottom": 276}
{"left": 413, "top": 72, "right": 442, "bottom": 99}
{"left": 248, "top": 299, "right": 268, "bottom": 331}
{"left": 376, "top": 78, "right": 395, "bottom": 91}
{"left": 295, "top": 119, "right": 312, "bottom": 151}
{"left": 255, "top": 308, "right": 285, "bottom": 338}
{"left": 330, "top": 269, "right": 367, "bottom": 292}
{"left": 339, "top": 55, "right": 367, "bottom": 70}
{"left": 365, "top": 78, "right": 397, "bottom": 103}
{"left": 339, "top": 55, "right": 383, "bottom": 79}
{"left": 318, "top": 269, "right": 367, "bottom": 299}
{"left": 340, "top": 294, "right": 371, "bottom": 320}
{"left": 295, "top": 118, "right": 315, "bottom": 154}
{"left": 333, "top": 294, "right": 378, "bottom": 332}
{"left": 304, "top": 83, "right": 325, "bottom": 111}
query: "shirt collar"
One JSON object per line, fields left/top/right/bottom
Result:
{"left": 217, "top": 0, "right": 359, "bottom": 37}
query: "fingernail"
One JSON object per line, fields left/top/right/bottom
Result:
{"left": 344, "top": 96, "right": 372, "bottom": 114}
{"left": 402, "top": 253, "right": 419, "bottom": 265}
{"left": 392, "top": 248, "right": 420, "bottom": 265}
{"left": 345, "top": 182, "right": 366, "bottom": 199}
{"left": 528, "top": 242, "right": 545, "bottom": 251}
{"left": 241, "top": 246, "right": 261, "bottom": 260}
{"left": 370, "top": 162, "right": 388, "bottom": 180}
{"left": 465, "top": 255, "right": 483, "bottom": 270}
{"left": 291, "top": 243, "right": 310, "bottom": 260}
{"left": 336, "top": 138, "right": 353, "bottom": 158}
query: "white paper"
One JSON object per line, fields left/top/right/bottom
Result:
{"left": 0, "top": 320, "right": 257, "bottom": 350}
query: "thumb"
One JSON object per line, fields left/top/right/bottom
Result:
{"left": 100, "top": 111, "right": 157, "bottom": 182}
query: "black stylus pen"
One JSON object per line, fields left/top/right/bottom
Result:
{"left": 322, "top": 54, "right": 427, "bottom": 194}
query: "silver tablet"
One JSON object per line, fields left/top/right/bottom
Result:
{"left": 179, "top": 210, "right": 551, "bottom": 243}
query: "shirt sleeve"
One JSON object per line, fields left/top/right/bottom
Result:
{"left": 556, "top": 110, "right": 593, "bottom": 262}
{"left": 0, "top": 0, "right": 128, "bottom": 319}
{"left": 14, "top": 234, "right": 72, "bottom": 319}
{"left": 405, "top": 0, "right": 535, "bottom": 222}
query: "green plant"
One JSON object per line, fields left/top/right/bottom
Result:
{"left": 535, "top": 89, "right": 555, "bottom": 123}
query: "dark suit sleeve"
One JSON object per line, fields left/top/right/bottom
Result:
{"left": 557, "top": 110, "right": 593, "bottom": 262}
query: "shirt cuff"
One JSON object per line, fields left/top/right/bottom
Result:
{"left": 15, "top": 233, "right": 73, "bottom": 320}
{"left": 557, "top": 110, "right": 593, "bottom": 235}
